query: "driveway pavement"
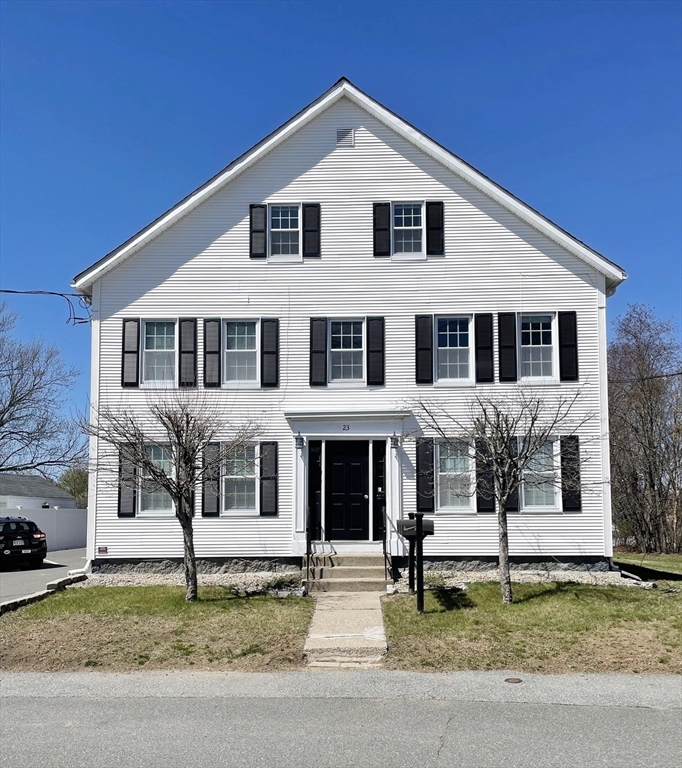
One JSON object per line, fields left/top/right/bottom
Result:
{"left": 0, "top": 548, "right": 86, "bottom": 601}
{"left": 1, "top": 671, "right": 680, "bottom": 768}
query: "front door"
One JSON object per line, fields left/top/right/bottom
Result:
{"left": 325, "top": 440, "right": 369, "bottom": 540}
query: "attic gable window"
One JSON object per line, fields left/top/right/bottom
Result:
{"left": 270, "top": 205, "right": 300, "bottom": 258}
{"left": 394, "top": 203, "right": 423, "bottom": 254}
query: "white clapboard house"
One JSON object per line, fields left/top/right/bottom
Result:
{"left": 73, "top": 78, "right": 626, "bottom": 574}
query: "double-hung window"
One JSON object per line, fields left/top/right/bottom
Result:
{"left": 520, "top": 314, "right": 554, "bottom": 379}
{"left": 393, "top": 203, "right": 423, "bottom": 255}
{"left": 142, "top": 321, "right": 176, "bottom": 385}
{"left": 436, "top": 317, "right": 472, "bottom": 382}
{"left": 223, "top": 445, "right": 257, "bottom": 514}
{"left": 437, "top": 441, "right": 473, "bottom": 510}
{"left": 329, "top": 319, "right": 364, "bottom": 382}
{"left": 522, "top": 441, "right": 558, "bottom": 510}
{"left": 139, "top": 445, "right": 174, "bottom": 516}
{"left": 224, "top": 321, "right": 258, "bottom": 383}
{"left": 270, "top": 205, "right": 300, "bottom": 258}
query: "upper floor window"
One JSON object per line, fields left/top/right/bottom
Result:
{"left": 142, "top": 321, "right": 176, "bottom": 385}
{"left": 224, "top": 321, "right": 258, "bottom": 383}
{"left": 436, "top": 317, "right": 471, "bottom": 382}
{"left": 270, "top": 205, "right": 300, "bottom": 258}
{"left": 393, "top": 203, "right": 423, "bottom": 254}
{"left": 223, "top": 445, "right": 257, "bottom": 513}
{"left": 520, "top": 314, "right": 554, "bottom": 379}
{"left": 522, "top": 441, "right": 558, "bottom": 509}
{"left": 437, "top": 441, "right": 473, "bottom": 510}
{"left": 329, "top": 319, "right": 364, "bottom": 381}
{"left": 139, "top": 445, "right": 174, "bottom": 516}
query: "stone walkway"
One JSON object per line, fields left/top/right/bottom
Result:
{"left": 304, "top": 592, "right": 387, "bottom": 668}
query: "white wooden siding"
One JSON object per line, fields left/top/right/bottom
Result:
{"left": 90, "top": 97, "right": 610, "bottom": 559}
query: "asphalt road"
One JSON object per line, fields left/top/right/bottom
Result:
{"left": 0, "top": 548, "right": 86, "bottom": 601}
{"left": 1, "top": 671, "right": 679, "bottom": 768}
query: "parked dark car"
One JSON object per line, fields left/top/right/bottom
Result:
{"left": 0, "top": 517, "right": 47, "bottom": 568}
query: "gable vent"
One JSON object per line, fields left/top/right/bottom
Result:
{"left": 336, "top": 128, "right": 354, "bottom": 147}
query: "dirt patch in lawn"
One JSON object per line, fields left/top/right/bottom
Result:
{"left": 382, "top": 582, "right": 682, "bottom": 674}
{"left": 0, "top": 586, "right": 314, "bottom": 672}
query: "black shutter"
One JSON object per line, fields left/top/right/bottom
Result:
{"left": 474, "top": 314, "right": 494, "bottom": 383}
{"left": 118, "top": 453, "right": 136, "bottom": 517}
{"left": 259, "top": 442, "right": 278, "bottom": 516}
{"left": 498, "top": 312, "right": 518, "bottom": 382}
{"left": 476, "top": 441, "right": 495, "bottom": 513}
{"left": 250, "top": 204, "right": 267, "bottom": 259}
{"left": 309, "top": 317, "right": 328, "bottom": 386}
{"left": 366, "top": 317, "right": 385, "bottom": 386}
{"left": 504, "top": 437, "right": 519, "bottom": 512}
{"left": 121, "top": 319, "right": 140, "bottom": 388}
{"left": 415, "top": 315, "right": 434, "bottom": 384}
{"left": 373, "top": 203, "right": 391, "bottom": 256}
{"left": 561, "top": 436, "right": 582, "bottom": 511}
{"left": 302, "top": 203, "right": 321, "bottom": 258}
{"left": 416, "top": 438, "right": 435, "bottom": 513}
{"left": 426, "top": 201, "right": 444, "bottom": 255}
{"left": 204, "top": 319, "right": 221, "bottom": 387}
{"left": 178, "top": 318, "right": 197, "bottom": 388}
{"left": 558, "top": 311, "right": 579, "bottom": 382}
{"left": 261, "top": 318, "right": 279, "bottom": 387}
{"left": 202, "top": 442, "right": 220, "bottom": 517}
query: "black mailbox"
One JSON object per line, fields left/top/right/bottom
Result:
{"left": 397, "top": 518, "right": 434, "bottom": 539}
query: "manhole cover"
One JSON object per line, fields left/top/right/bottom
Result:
{"left": 504, "top": 678, "right": 523, "bottom": 684}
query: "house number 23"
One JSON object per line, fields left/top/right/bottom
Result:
{"left": 342, "top": 424, "right": 350, "bottom": 431}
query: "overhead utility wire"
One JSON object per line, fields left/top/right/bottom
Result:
{"left": 0, "top": 289, "right": 91, "bottom": 325}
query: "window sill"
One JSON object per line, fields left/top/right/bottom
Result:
{"left": 137, "top": 512, "right": 175, "bottom": 519}
{"left": 223, "top": 382, "right": 261, "bottom": 390}
{"left": 140, "top": 382, "right": 177, "bottom": 389}
{"left": 327, "top": 381, "right": 367, "bottom": 388}
{"left": 518, "top": 378, "right": 560, "bottom": 387}
{"left": 433, "top": 380, "right": 475, "bottom": 389}
{"left": 221, "top": 510, "right": 259, "bottom": 518}
{"left": 391, "top": 253, "right": 427, "bottom": 262}
{"left": 436, "top": 509, "right": 477, "bottom": 516}
{"left": 520, "top": 507, "right": 562, "bottom": 514}
{"left": 268, "top": 255, "right": 303, "bottom": 264}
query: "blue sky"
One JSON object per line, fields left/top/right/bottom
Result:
{"left": 1, "top": 0, "right": 680, "bottom": 408}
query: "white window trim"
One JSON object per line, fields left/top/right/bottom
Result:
{"left": 391, "top": 201, "right": 426, "bottom": 261}
{"left": 520, "top": 439, "right": 561, "bottom": 513}
{"left": 137, "top": 445, "right": 175, "bottom": 518}
{"left": 518, "top": 312, "right": 559, "bottom": 384}
{"left": 327, "top": 317, "right": 366, "bottom": 386}
{"left": 433, "top": 314, "right": 475, "bottom": 387}
{"left": 221, "top": 444, "right": 259, "bottom": 517}
{"left": 268, "top": 203, "right": 302, "bottom": 263}
{"left": 222, "top": 318, "right": 260, "bottom": 388}
{"left": 140, "top": 319, "right": 178, "bottom": 388}
{"left": 436, "top": 441, "right": 476, "bottom": 514}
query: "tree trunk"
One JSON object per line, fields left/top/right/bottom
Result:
{"left": 498, "top": 506, "right": 513, "bottom": 605}
{"left": 177, "top": 496, "right": 198, "bottom": 602}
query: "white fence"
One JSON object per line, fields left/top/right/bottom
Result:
{"left": 15, "top": 508, "right": 88, "bottom": 551}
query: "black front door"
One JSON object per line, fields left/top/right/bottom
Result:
{"left": 325, "top": 440, "right": 369, "bottom": 540}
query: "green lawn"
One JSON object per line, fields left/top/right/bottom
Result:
{"left": 0, "top": 586, "right": 314, "bottom": 672}
{"left": 614, "top": 551, "right": 682, "bottom": 575}
{"left": 382, "top": 582, "right": 682, "bottom": 673}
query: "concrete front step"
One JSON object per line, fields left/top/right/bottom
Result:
{"left": 311, "top": 565, "right": 387, "bottom": 580}
{"left": 304, "top": 577, "right": 391, "bottom": 593}
{"left": 310, "top": 554, "right": 386, "bottom": 568}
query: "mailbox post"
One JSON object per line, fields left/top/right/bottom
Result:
{"left": 397, "top": 514, "right": 434, "bottom": 614}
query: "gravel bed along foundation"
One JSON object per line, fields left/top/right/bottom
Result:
{"left": 393, "top": 569, "right": 653, "bottom": 592}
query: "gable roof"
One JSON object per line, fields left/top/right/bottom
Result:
{"left": 72, "top": 77, "right": 627, "bottom": 294}
{"left": 0, "top": 474, "right": 75, "bottom": 500}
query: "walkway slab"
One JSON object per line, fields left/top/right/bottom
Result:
{"left": 304, "top": 591, "right": 387, "bottom": 668}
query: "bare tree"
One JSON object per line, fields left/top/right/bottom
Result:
{"left": 609, "top": 304, "right": 682, "bottom": 554}
{"left": 58, "top": 465, "right": 89, "bottom": 508}
{"left": 83, "top": 393, "right": 261, "bottom": 601}
{"left": 0, "top": 304, "right": 85, "bottom": 476}
{"left": 412, "top": 390, "right": 592, "bottom": 604}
